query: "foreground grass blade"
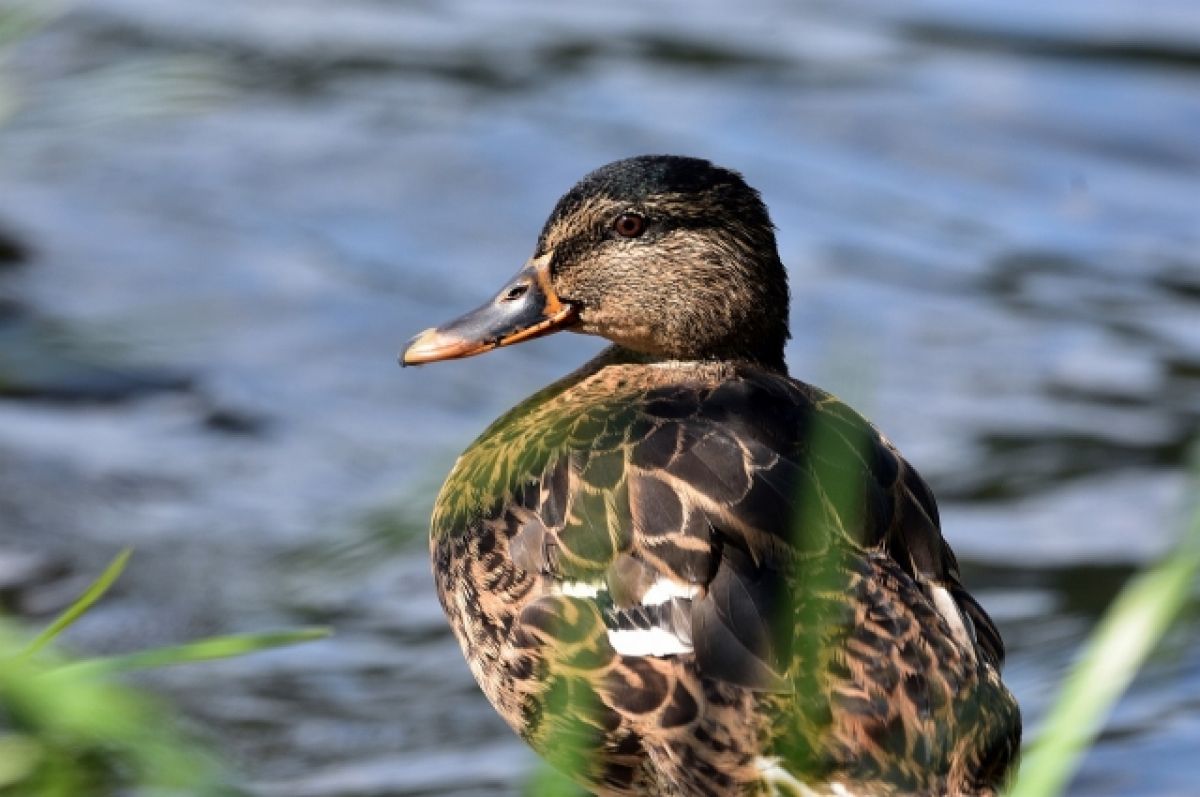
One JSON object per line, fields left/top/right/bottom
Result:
{"left": 524, "top": 760, "right": 588, "bottom": 797}
{"left": 49, "top": 627, "right": 332, "bottom": 678}
{"left": 1008, "top": 478, "right": 1200, "bottom": 797}
{"left": 19, "top": 548, "right": 133, "bottom": 659}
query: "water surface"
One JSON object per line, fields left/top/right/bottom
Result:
{"left": 1, "top": 1, "right": 1198, "bottom": 794}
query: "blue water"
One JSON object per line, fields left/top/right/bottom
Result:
{"left": 1, "top": 1, "right": 1198, "bottom": 794}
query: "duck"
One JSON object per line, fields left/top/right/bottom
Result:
{"left": 401, "top": 155, "right": 1021, "bottom": 796}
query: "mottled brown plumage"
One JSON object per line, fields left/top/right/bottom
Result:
{"left": 405, "top": 156, "right": 1021, "bottom": 796}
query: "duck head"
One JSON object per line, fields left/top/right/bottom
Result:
{"left": 402, "top": 155, "right": 790, "bottom": 370}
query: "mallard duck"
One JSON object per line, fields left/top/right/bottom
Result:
{"left": 401, "top": 155, "right": 1020, "bottom": 796}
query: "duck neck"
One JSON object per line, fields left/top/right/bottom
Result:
{"left": 605, "top": 343, "right": 789, "bottom": 374}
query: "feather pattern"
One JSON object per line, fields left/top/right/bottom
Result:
{"left": 430, "top": 350, "right": 1020, "bottom": 796}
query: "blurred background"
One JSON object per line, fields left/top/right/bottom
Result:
{"left": 1, "top": 1, "right": 1198, "bottom": 795}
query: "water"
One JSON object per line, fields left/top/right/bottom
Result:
{"left": 1, "top": 1, "right": 1198, "bottom": 794}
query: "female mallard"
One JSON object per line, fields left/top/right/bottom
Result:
{"left": 402, "top": 155, "right": 1020, "bottom": 796}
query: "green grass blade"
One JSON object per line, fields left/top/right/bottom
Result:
{"left": 19, "top": 548, "right": 133, "bottom": 659}
{"left": 48, "top": 627, "right": 332, "bottom": 678}
{"left": 523, "top": 760, "right": 588, "bottom": 796}
{"left": 1008, "top": 488, "right": 1200, "bottom": 797}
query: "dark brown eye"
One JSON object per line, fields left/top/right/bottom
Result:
{"left": 613, "top": 213, "right": 646, "bottom": 238}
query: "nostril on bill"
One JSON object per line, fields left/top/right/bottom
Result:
{"left": 501, "top": 283, "right": 530, "bottom": 302}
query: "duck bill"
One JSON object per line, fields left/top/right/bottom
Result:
{"left": 401, "top": 256, "right": 577, "bottom": 366}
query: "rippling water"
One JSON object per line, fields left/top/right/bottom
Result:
{"left": 1, "top": 1, "right": 1198, "bottom": 795}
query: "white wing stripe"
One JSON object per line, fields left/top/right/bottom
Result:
{"left": 557, "top": 580, "right": 604, "bottom": 599}
{"left": 641, "top": 577, "right": 701, "bottom": 606}
{"left": 607, "top": 627, "right": 692, "bottom": 657}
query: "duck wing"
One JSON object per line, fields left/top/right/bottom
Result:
{"left": 489, "top": 368, "right": 1001, "bottom": 682}
{"left": 432, "top": 362, "right": 1016, "bottom": 792}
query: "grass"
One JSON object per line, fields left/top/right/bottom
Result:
{"left": 0, "top": 549, "right": 329, "bottom": 796}
{"left": 1007, "top": 455, "right": 1200, "bottom": 797}
{"left": 17, "top": 549, "right": 133, "bottom": 660}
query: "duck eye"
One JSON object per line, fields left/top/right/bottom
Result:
{"left": 613, "top": 213, "right": 646, "bottom": 238}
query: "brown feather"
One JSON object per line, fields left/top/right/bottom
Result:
{"left": 430, "top": 354, "right": 1020, "bottom": 795}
